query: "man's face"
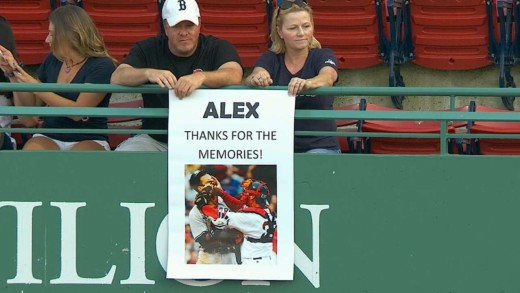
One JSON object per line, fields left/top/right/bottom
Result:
{"left": 197, "top": 174, "right": 219, "bottom": 192}
{"left": 164, "top": 20, "right": 200, "bottom": 57}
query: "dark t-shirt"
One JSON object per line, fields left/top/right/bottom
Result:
{"left": 122, "top": 34, "right": 242, "bottom": 143}
{"left": 37, "top": 54, "right": 115, "bottom": 142}
{"left": 255, "top": 48, "right": 339, "bottom": 152}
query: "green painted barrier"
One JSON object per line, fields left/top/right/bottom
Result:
{"left": 1, "top": 152, "right": 519, "bottom": 292}
{"left": 1, "top": 84, "right": 520, "bottom": 291}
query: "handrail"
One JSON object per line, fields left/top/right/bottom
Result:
{"left": 5, "top": 82, "right": 520, "bottom": 96}
{"left": 2, "top": 82, "right": 520, "bottom": 155}
{"left": 2, "top": 107, "right": 520, "bottom": 121}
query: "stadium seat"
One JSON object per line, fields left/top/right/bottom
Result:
{"left": 309, "top": 0, "right": 382, "bottom": 69}
{"left": 197, "top": 0, "right": 269, "bottom": 67}
{"left": 83, "top": 0, "right": 161, "bottom": 62}
{"left": 334, "top": 102, "right": 362, "bottom": 153}
{"left": 410, "top": 0, "right": 492, "bottom": 70}
{"left": 1, "top": 0, "right": 51, "bottom": 65}
{"left": 359, "top": 100, "right": 464, "bottom": 154}
{"left": 466, "top": 102, "right": 520, "bottom": 155}
{"left": 107, "top": 98, "right": 143, "bottom": 150}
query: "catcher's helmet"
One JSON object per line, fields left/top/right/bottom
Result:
{"left": 243, "top": 180, "right": 270, "bottom": 206}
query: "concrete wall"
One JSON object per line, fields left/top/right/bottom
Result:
{"left": 334, "top": 62, "right": 520, "bottom": 111}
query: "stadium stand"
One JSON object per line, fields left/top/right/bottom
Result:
{"left": 309, "top": 0, "right": 382, "bottom": 69}
{"left": 0, "top": 0, "right": 51, "bottom": 65}
{"left": 83, "top": 0, "right": 161, "bottom": 62}
{"left": 410, "top": 0, "right": 492, "bottom": 70}
{"left": 197, "top": 0, "right": 270, "bottom": 67}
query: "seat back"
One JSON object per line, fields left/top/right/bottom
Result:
{"left": 410, "top": 0, "right": 492, "bottom": 70}
{"left": 198, "top": 0, "right": 269, "bottom": 67}
{"left": 334, "top": 102, "right": 362, "bottom": 153}
{"left": 360, "top": 101, "right": 456, "bottom": 154}
{"left": 83, "top": 0, "right": 161, "bottom": 62}
{"left": 468, "top": 103, "right": 520, "bottom": 155}
{"left": 309, "top": 0, "right": 382, "bottom": 69}
{"left": 362, "top": 120, "right": 455, "bottom": 154}
{"left": 1, "top": 0, "right": 51, "bottom": 65}
{"left": 107, "top": 98, "right": 143, "bottom": 150}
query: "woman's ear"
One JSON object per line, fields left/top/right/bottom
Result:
{"left": 277, "top": 28, "right": 283, "bottom": 39}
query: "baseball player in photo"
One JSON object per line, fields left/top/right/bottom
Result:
{"left": 200, "top": 180, "right": 277, "bottom": 265}
{"left": 188, "top": 169, "right": 243, "bottom": 264}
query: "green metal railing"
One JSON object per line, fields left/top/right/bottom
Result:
{"left": 2, "top": 82, "right": 520, "bottom": 154}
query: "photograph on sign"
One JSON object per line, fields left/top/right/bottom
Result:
{"left": 185, "top": 164, "right": 278, "bottom": 266}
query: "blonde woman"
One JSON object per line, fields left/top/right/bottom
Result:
{"left": 0, "top": 5, "right": 116, "bottom": 150}
{"left": 245, "top": 0, "right": 339, "bottom": 153}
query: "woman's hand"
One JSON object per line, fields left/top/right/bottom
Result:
{"left": 247, "top": 71, "right": 273, "bottom": 88}
{"left": 10, "top": 63, "right": 38, "bottom": 84}
{"left": 0, "top": 45, "right": 17, "bottom": 75}
{"left": 288, "top": 77, "right": 311, "bottom": 96}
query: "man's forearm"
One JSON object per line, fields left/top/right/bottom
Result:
{"left": 111, "top": 66, "right": 150, "bottom": 86}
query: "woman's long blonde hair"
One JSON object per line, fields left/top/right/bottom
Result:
{"left": 49, "top": 5, "right": 117, "bottom": 65}
{"left": 270, "top": 3, "right": 321, "bottom": 54}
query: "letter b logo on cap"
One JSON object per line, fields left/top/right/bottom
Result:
{"left": 178, "top": 0, "right": 186, "bottom": 11}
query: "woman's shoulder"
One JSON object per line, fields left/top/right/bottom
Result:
{"left": 310, "top": 47, "right": 336, "bottom": 57}
{"left": 259, "top": 50, "right": 279, "bottom": 60}
{"left": 41, "top": 53, "right": 60, "bottom": 65}
{"left": 38, "top": 53, "right": 61, "bottom": 75}
{"left": 87, "top": 56, "right": 116, "bottom": 69}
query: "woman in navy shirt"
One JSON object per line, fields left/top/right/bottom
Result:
{"left": 245, "top": 0, "right": 340, "bottom": 153}
{"left": 0, "top": 5, "right": 116, "bottom": 150}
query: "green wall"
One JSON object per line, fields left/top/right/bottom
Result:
{"left": 0, "top": 152, "right": 519, "bottom": 292}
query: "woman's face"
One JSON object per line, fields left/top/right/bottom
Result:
{"left": 277, "top": 10, "right": 313, "bottom": 52}
{"left": 45, "top": 22, "right": 55, "bottom": 46}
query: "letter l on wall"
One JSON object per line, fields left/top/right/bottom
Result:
{"left": 294, "top": 204, "right": 330, "bottom": 289}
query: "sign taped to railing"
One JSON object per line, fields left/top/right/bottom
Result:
{"left": 167, "top": 89, "right": 295, "bottom": 280}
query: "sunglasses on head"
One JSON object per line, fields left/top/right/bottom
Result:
{"left": 278, "top": 0, "right": 307, "bottom": 10}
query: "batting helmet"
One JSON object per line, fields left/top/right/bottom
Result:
{"left": 189, "top": 169, "right": 208, "bottom": 189}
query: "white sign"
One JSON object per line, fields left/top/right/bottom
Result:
{"left": 167, "top": 89, "right": 295, "bottom": 280}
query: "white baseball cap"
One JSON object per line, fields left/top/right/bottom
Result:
{"left": 162, "top": 0, "right": 200, "bottom": 27}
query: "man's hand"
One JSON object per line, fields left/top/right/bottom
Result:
{"left": 145, "top": 68, "right": 177, "bottom": 89}
{"left": 174, "top": 72, "right": 205, "bottom": 99}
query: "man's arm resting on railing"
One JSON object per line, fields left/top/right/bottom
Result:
{"left": 111, "top": 63, "right": 168, "bottom": 87}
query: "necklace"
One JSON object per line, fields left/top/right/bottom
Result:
{"left": 64, "top": 57, "right": 87, "bottom": 74}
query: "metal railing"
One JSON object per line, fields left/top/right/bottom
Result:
{"left": 2, "top": 82, "right": 520, "bottom": 154}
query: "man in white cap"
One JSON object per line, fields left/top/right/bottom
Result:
{"left": 111, "top": 0, "right": 243, "bottom": 151}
